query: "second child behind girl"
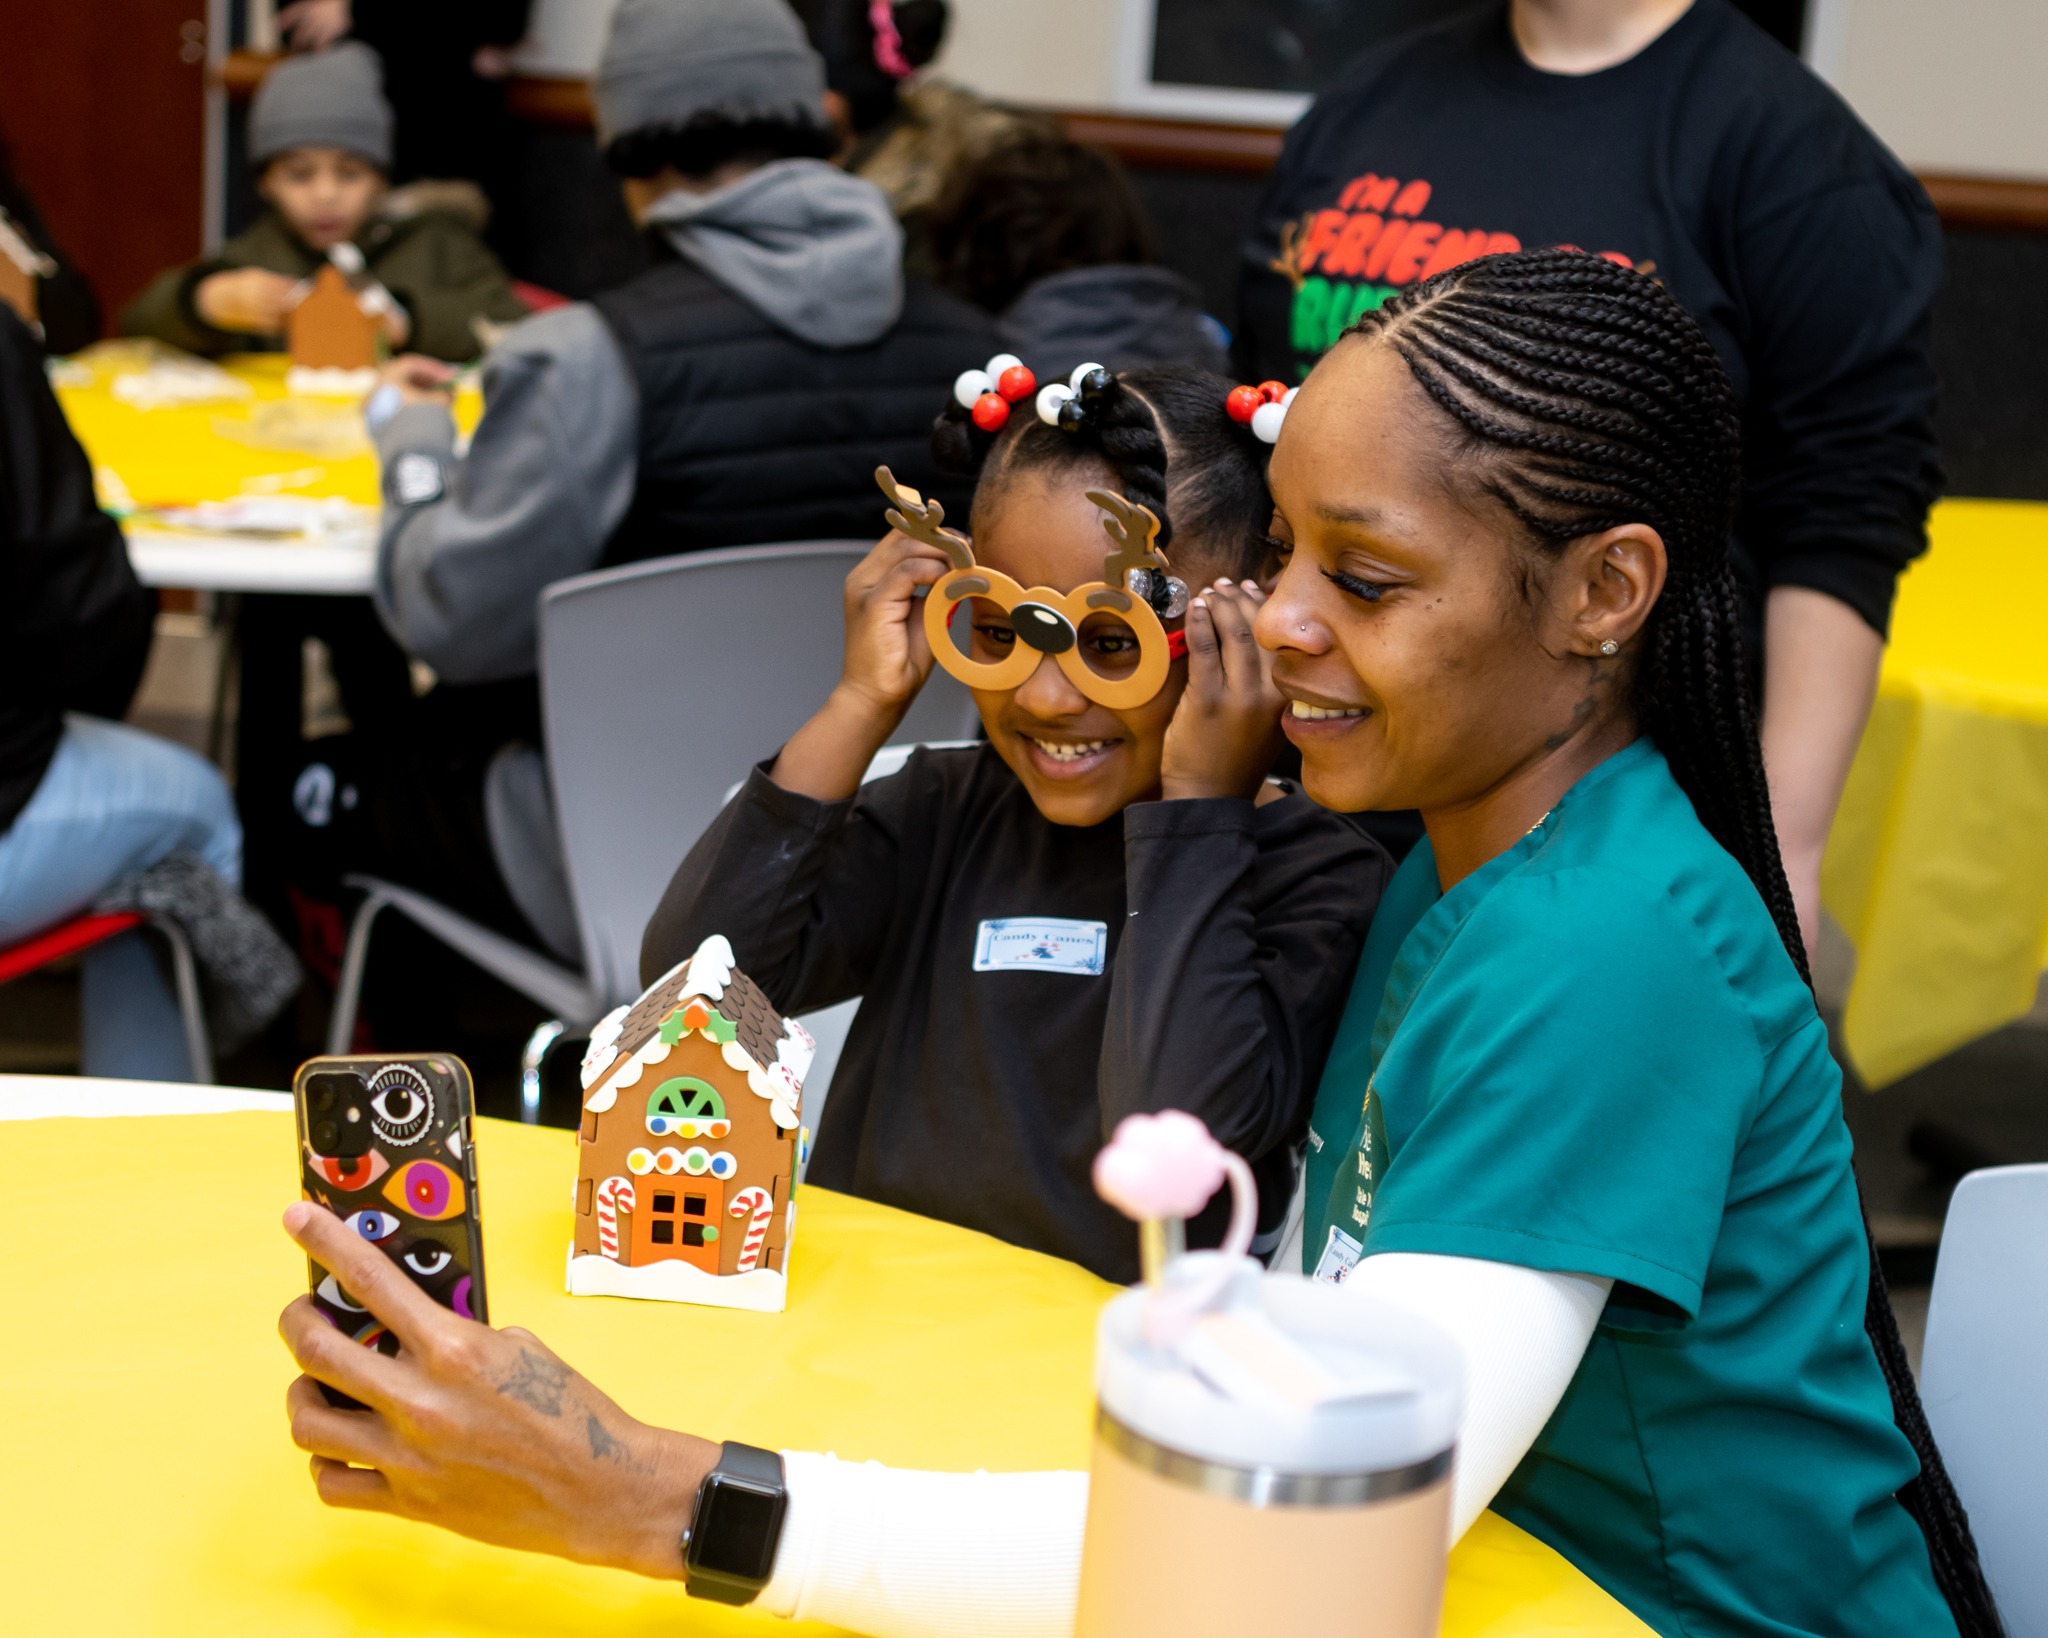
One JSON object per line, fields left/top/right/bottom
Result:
{"left": 641, "top": 365, "right": 1388, "bottom": 1282}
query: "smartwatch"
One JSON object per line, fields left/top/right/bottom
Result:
{"left": 681, "top": 1441, "right": 788, "bottom": 1605}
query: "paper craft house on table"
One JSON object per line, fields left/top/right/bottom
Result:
{"left": 288, "top": 263, "right": 380, "bottom": 369}
{"left": 568, "top": 934, "right": 810, "bottom": 1312}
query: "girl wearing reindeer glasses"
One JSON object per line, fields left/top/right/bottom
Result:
{"left": 639, "top": 361, "right": 1389, "bottom": 1284}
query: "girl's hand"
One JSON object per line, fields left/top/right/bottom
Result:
{"left": 768, "top": 531, "right": 956, "bottom": 802}
{"left": 195, "top": 268, "right": 298, "bottom": 335}
{"left": 835, "top": 529, "right": 952, "bottom": 719}
{"left": 1161, "top": 579, "right": 1286, "bottom": 802}
{"left": 277, "top": 1201, "right": 714, "bottom": 1579}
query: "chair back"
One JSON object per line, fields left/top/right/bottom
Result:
{"left": 538, "top": 543, "right": 979, "bottom": 1007}
{"left": 1920, "top": 1162, "right": 2048, "bottom": 1634}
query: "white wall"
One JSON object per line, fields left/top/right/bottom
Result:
{"left": 513, "top": 0, "right": 2048, "bottom": 181}
{"left": 514, "top": 0, "right": 1123, "bottom": 103}
{"left": 1808, "top": 0, "right": 2048, "bottom": 181}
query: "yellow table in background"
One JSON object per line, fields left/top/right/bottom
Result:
{"left": 0, "top": 1102, "right": 1650, "bottom": 1636}
{"left": 1824, "top": 499, "right": 2048, "bottom": 1087}
{"left": 54, "top": 351, "right": 481, "bottom": 594}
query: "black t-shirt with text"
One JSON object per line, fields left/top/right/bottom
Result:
{"left": 1237, "top": 0, "right": 1943, "bottom": 635}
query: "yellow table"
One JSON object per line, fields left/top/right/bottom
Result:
{"left": 0, "top": 1104, "right": 1650, "bottom": 1635}
{"left": 54, "top": 351, "right": 481, "bottom": 595}
{"left": 1824, "top": 499, "right": 2048, "bottom": 1086}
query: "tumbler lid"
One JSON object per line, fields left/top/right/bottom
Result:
{"left": 1096, "top": 1258, "right": 1462, "bottom": 1477}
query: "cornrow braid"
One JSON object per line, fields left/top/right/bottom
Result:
{"left": 1343, "top": 247, "right": 2004, "bottom": 1638}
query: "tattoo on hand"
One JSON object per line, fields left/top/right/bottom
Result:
{"left": 586, "top": 1413, "right": 626, "bottom": 1463}
{"left": 496, "top": 1348, "right": 572, "bottom": 1417}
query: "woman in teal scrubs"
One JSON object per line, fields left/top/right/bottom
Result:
{"left": 271, "top": 250, "right": 2002, "bottom": 1638}
{"left": 1267, "top": 248, "right": 1994, "bottom": 1636}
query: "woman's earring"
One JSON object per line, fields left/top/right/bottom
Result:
{"left": 1599, "top": 639, "right": 1620, "bottom": 656}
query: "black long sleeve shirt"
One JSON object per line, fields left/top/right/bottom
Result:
{"left": 0, "top": 307, "right": 151, "bottom": 831}
{"left": 640, "top": 746, "right": 1390, "bottom": 1283}
{"left": 1236, "top": 0, "right": 1943, "bottom": 637}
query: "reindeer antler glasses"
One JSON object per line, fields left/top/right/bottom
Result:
{"left": 876, "top": 467, "right": 1187, "bottom": 710}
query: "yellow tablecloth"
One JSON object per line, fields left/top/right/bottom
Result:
{"left": 1823, "top": 499, "right": 2048, "bottom": 1086}
{"left": 55, "top": 351, "right": 481, "bottom": 510}
{"left": 0, "top": 1110, "right": 1648, "bottom": 1635}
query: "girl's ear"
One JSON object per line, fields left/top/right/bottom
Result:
{"left": 1558, "top": 523, "right": 1667, "bottom": 659}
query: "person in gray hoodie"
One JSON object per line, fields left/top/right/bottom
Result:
{"left": 357, "top": 0, "right": 995, "bottom": 959}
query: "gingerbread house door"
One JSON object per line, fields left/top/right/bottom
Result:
{"left": 630, "top": 1176, "right": 726, "bottom": 1273}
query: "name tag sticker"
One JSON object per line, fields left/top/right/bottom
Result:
{"left": 973, "top": 917, "right": 1107, "bottom": 977}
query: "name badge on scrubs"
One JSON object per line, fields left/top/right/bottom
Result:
{"left": 973, "top": 918, "right": 1107, "bottom": 976}
{"left": 1313, "top": 1225, "right": 1364, "bottom": 1286}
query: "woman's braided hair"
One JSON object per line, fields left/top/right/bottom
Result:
{"left": 1342, "top": 247, "right": 2003, "bottom": 1638}
{"left": 931, "top": 364, "right": 1274, "bottom": 585}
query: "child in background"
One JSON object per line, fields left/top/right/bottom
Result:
{"left": 930, "top": 134, "right": 1231, "bottom": 381}
{"left": 121, "top": 44, "right": 527, "bottom": 362}
{"left": 641, "top": 364, "right": 1388, "bottom": 1282}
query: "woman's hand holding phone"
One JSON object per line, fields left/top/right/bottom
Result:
{"left": 1160, "top": 579, "right": 1287, "bottom": 802}
{"left": 770, "top": 530, "right": 956, "bottom": 803}
{"left": 279, "top": 1200, "right": 717, "bottom": 1577}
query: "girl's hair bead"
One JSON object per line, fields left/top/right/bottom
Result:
{"left": 971, "top": 392, "right": 1011, "bottom": 432}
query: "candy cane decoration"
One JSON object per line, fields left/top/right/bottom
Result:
{"left": 729, "top": 1186, "right": 775, "bottom": 1272}
{"left": 595, "top": 1176, "right": 634, "bottom": 1260}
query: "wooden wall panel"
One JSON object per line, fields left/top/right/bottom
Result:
{"left": 1, "top": 0, "right": 209, "bottom": 331}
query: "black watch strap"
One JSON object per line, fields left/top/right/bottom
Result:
{"left": 683, "top": 1441, "right": 788, "bottom": 1605}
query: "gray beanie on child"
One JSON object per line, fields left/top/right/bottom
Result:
{"left": 594, "top": 0, "right": 828, "bottom": 147}
{"left": 249, "top": 42, "right": 394, "bottom": 169}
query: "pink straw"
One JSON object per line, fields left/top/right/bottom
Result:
{"left": 1094, "top": 1112, "right": 1258, "bottom": 1342}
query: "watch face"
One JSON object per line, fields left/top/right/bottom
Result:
{"left": 693, "top": 1477, "right": 783, "bottom": 1582}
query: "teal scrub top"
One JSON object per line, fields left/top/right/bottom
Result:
{"left": 1303, "top": 740, "right": 1953, "bottom": 1638}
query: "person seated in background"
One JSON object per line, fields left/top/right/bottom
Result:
{"left": 642, "top": 364, "right": 1387, "bottom": 1280}
{"left": 121, "top": 43, "right": 528, "bottom": 363}
{"left": 794, "top": 0, "right": 1034, "bottom": 261}
{"left": 0, "top": 305, "right": 245, "bottom": 1080}
{"left": 0, "top": 135, "right": 101, "bottom": 355}
{"left": 929, "top": 134, "right": 1231, "bottom": 381}
{"left": 354, "top": 0, "right": 997, "bottom": 962}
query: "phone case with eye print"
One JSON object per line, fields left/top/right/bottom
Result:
{"left": 293, "top": 1055, "right": 488, "bottom": 1387}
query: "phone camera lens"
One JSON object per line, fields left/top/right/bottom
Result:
{"left": 312, "top": 1119, "right": 340, "bottom": 1152}
{"left": 310, "top": 1084, "right": 335, "bottom": 1113}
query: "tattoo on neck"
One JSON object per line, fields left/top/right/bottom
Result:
{"left": 586, "top": 1413, "right": 626, "bottom": 1463}
{"left": 1544, "top": 656, "right": 1617, "bottom": 751}
{"left": 496, "top": 1348, "right": 572, "bottom": 1417}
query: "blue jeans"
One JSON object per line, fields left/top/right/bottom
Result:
{"left": 0, "top": 714, "right": 242, "bottom": 1080}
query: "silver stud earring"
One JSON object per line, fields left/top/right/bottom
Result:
{"left": 1599, "top": 639, "right": 1620, "bottom": 656}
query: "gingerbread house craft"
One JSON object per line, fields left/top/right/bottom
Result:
{"left": 288, "top": 262, "right": 380, "bottom": 370}
{"left": 567, "top": 934, "right": 810, "bottom": 1313}
{"left": 0, "top": 209, "right": 55, "bottom": 331}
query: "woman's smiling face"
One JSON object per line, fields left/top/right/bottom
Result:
{"left": 963, "top": 467, "right": 1190, "bottom": 827}
{"left": 1255, "top": 337, "right": 1623, "bottom": 817}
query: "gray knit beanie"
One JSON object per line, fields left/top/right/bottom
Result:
{"left": 594, "top": 0, "right": 829, "bottom": 147}
{"left": 249, "top": 42, "right": 394, "bottom": 169}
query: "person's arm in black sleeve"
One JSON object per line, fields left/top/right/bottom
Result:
{"left": 0, "top": 306, "right": 153, "bottom": 721}
{"left": 1729, "top": 109, "right": 1943, "bottom": 954}
{"left": 1101, "top": 792, "right": 1389, "bottom": 1163}
{"left": 638, "top": 755, "right": 915, "bottom": 1018}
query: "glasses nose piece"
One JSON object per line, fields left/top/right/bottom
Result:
{"left": 1011, "top": 602, "right": 1077, "bottom": 654}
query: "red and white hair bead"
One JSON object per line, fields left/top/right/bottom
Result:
{"left": 1225, "top": 379, "right": 1295, "bottom": 444}
{"left": 953, "top": 353, "right": 1038, "bottom": 432}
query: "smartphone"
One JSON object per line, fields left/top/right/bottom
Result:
{"left": 293, "top": 1054, "right": 488, "bottom": 1401}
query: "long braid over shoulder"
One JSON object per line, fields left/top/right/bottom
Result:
{"left": 1341, "top": 247, "right": 2003, "bottom": 1638}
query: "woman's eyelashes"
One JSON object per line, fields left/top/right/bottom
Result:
{"left": 1322, "top": 566, "right": 1390, "bottom": 603}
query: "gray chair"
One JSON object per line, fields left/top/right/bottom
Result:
{"left": 1919, "top": 1162, "right": 2048, "bottom": 1634}
{"left": 326, "top": 543, "right": 979, "bottom": 1112}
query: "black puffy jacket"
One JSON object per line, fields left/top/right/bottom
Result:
{"left": 592, "top": 257, "right": 996, "bottom": 565}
